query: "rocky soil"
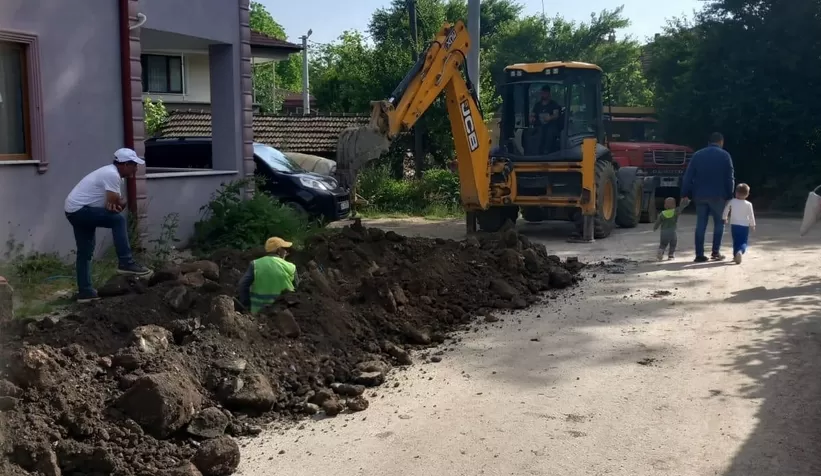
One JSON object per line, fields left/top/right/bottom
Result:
{"left": 0, "top": 220, "right": 583, "bottom": 476}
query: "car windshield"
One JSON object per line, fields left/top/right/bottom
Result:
{"left": 608, "top": 120, "right": 663, "bottom": 143}
{"left": 253, "top": 143, "right": 304, "bottom": 173}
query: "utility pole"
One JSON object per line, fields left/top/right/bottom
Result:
{"left": 300, "top": 29, "right": 312, "bottom": 114}
{"left": 407, "top": 0, "right": 425, "bottom": 178}
{"left": 467, "top": 0, "right": 480, "bottom": 96}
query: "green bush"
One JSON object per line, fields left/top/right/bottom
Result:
{"left": 357, "top": 165, "right": 462, "bottom": 216}
{"left": 192, "top": 179, "right": 313, "bottom": 252}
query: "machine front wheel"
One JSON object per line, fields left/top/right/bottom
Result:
{"left": 477, "top": 206, "right": 518, "bottom": 232}
{"left": 574, "top": 160, "right": 618, "bottom": 239}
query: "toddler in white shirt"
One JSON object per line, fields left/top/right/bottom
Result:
{"left": 723, "top": 183, "right": 756, "bottom": 264}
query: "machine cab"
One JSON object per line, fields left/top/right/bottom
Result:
{"left": 498, "top": 62, "right": 604, "bottom": 162}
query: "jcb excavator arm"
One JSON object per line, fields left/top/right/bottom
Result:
{"left": 367, "top": 21, "right": 491, "bottom": 210}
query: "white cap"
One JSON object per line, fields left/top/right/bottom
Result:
{"left": 113, "top": 148, "right": 145, "bottom": 165}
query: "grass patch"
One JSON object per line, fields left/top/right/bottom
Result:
{"left": 0, "top": 251, "right": 116, "bottom": 318}
{"left": 357, "top": 202, "right": 464, "bottom": 220}
{"left": 356, "top": 166, "right": 464, "bottom": 219}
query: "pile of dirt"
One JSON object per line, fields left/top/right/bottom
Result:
{"left": 0, "top": 221, "right": 584, "bottom": 476}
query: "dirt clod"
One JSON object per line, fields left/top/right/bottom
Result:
{"left": 347, "top": 396, "right": 370, "bottom": 412}
{"left": 322, "top": 398, "right": 345, "bottom": 416}
{"left": 192, "top": 437, "right": 240, "bottom": 476}
{"left": 181, "top": 261, "right": 220, "bottom": 281}
{"left": 331, "top": 382, "right": 366, "bottom": 397}
{"left": 166, "top": 285, "right": 195, "bottom": 312}
{"left": 116, "top": 372, "right": 203, "bottom": 438}
{"left": 225, "top": 372, "right": 277, "bottom": 413}
{"left": 188, "top": 407, "right": 230, "bottom": 439}
{"left": 131, "top": 324, "right": 173, "bottom": 354}
{"left": 268, "top": 309, "right": 301, "bottom": 338}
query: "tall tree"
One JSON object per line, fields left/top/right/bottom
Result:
{"left": 484, "top": 7, "right": 651, "bottom": 111}
{"left": 249, "top": 1, "right": 301, "bottom": 113}
{"left": 647, "top": 0, "right": 821, "bottom": 207}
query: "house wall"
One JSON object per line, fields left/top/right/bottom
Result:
{"left": 145, "top": 171, "right": 239, "bottom": 246}
{"left": 0, "top": 0, "right": 251, "bottom": 260}
{"left": 0, "top": 0, "right": 124, "bottom": 255}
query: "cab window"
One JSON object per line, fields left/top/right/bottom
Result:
{"left": 505, "top": 81, "right": 568, "bottom": 155}
{"left": 567, "top": 80, "right": 598, "bottom": 138}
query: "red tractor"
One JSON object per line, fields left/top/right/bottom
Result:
{"left": 605, "top": 107, "right": 693, "bottom": 222}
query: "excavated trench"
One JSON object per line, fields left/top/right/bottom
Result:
{"left": 0, "top": 221, "right": 585, "bottom": 476}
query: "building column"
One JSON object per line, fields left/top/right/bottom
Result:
{"left": 128, "top": 0, "right": 148, "bottom": 236}
{"left": 208, "top": 43, "right": 243, "bottom": 172}
{"left": 238, "top": 0, "right": 255, "bottom": 181}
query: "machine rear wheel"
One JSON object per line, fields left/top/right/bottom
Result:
{"left": 575, "top": 160, "right": 618, "bottom": 239}
{"left": 615, "top": 178, "right": 641, "bottom": 228}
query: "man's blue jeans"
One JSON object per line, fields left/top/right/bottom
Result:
{"left": 694, "top": 199, "right": 726, "bottom": 258}
{"left": 65, "top": 206, "right": 133, "bottom": 294}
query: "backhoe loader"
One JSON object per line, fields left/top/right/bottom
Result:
{"left": 339, "top": 20, "right": 645, "bottom": 240}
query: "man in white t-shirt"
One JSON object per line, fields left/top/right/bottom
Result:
{"left": 64, "top": 148, "right": 152, "bottom": 302}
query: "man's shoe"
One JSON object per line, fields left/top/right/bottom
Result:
{"left": 657, "top": 249, "right": 664, "bottom": 261}
{"left": 668, "top": 253, "right": 676, "bottom": 260}
{"left": 711, "top": 253, "right": 726, "bottom": 261}
{"left": 694, "top": 256, "right": 709, "bottom": 263}
{"left": 77, "top": 290, "right": 100, "bottom": 303}
{"left": 117, "top": 262, "right": 153, "bottom": 277}
{"left": 734, "top": 252, "right": 742, "bottom": 264}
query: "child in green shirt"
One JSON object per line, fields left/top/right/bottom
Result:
{"left": 653, "top": 197, "right": 691, "bottom": 260}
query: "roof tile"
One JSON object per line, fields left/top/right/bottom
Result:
{"left": 160, "top": 110, "right": 370, "bottom": 154}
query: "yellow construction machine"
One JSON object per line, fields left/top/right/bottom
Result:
{"left": 353, "top": 20, "right": 644, "bottom": 240}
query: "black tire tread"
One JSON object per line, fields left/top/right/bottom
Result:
{"left": 616, "top": 179, "right": 641, "bottom": 228}
{"left": 575, "top": 160, "right": 618, "bottom": 239}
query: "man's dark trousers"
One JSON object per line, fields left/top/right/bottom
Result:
{"left": 65, "top": 206, "right": 134, "bottom": 295}
{"left": 694, "top": 199, "right": 726, "bottom": 258}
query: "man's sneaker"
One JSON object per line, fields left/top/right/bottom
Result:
{"left": 694, "top": 256, "right": 709, "bottom": 263}
{"left": 711, "top": 253, "right": 726, "bottom": 261}
{"left": 734, "top": 252, "right": 743, "bottom": 264}
{"left": 77, "top": 290, "right": 100, "bottom": 303}
{"left": 657, "top": 249, "right": 664, "bottom": 261}
{"left": 117, "top": 262, "right": 152, "bottom": 277}
{"left": 668, "top": 253, "right": 676, "bottom": 260}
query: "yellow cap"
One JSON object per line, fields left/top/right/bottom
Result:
{"left": 264, "top": 237, "right": 293, "bottom": 253}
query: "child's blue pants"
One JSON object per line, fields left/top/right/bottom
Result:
{"left": 730, "top": 224, "right": 750, "bottom": 256}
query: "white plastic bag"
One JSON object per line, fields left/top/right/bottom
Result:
{"left": 800, "top": 186, "right": 821, "bottom": 236}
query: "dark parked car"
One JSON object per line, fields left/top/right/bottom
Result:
{"left": 144, "top": 137, "right": 350, "bottom": 222}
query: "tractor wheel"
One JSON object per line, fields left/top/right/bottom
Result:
{"left": 615, "top": 178, "right": 641, "bottom": 228}
{"left": 575, "top": 160, "right": 618, "bottom": 239}
{"left": 640, "top": 187, "right": 657, "bottom": 223}
{"left": 521, "top": 207, "right": 544, "bottom": 223}
{"left": 477, "top": 206, "right": 518, "bottom": 232}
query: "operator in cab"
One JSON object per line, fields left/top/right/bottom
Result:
{"left": 529, "top": 85, "right": 562, "bottom": 154}
{"left": 237, "top": 237, "right": 299, "bottom": 314}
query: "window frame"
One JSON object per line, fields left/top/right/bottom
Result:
{"left": 141, "top": 54, "right": 185, "bottom": 95}
{"left": 0, "top": 41, "right": 31, "bottom": 161}
{"left": 0, "top": 31, "right": 45, "bottom": 172}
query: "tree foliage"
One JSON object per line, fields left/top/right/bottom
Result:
{"left": 308, "top": 1, "right": 650, "bottom": 174}
{"left": 646, "top": 0, "right": 821, "bottom": 207}
{"left": 143, "top": 97, "right": 168, "bottom": 137}
{"left": 484, "top": 8, "right": 651, "bottom": 111}
{"left": 250, "top": 1, "right": 301, "bottom": 112}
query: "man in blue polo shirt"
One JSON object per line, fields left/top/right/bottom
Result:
{"left": 681, "top": 132, "right": 735, "bottom": 262}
